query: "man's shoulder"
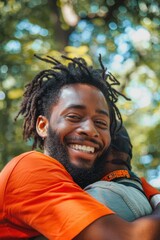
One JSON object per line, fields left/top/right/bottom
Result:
{"left": 0, "top": 151, "right": 64, "bottom": 179}
{"left": 1, "top": 151, "right": 45, "bottom": 172}
{"left": 0, "top": 151, "right": 70, "bottom": 198}
{"left": 13, "top": 150, "right": 48, "bottom": 162}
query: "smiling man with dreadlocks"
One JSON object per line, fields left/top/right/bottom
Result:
{"left": 0, "top": 55, "right": 160, "bottom": 240}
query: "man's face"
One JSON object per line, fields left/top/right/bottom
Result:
{"left": 38, "top": 83, "right": 111, "bottom": 169}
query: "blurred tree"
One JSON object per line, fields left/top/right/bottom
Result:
{"left": 0, "top": 0, "right": 59, "bottom": 166}
{"left": 0, "top": 0, "right": 160, "bottom": 186}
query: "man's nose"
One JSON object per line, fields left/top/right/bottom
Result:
{"left": 78, "top": 120, "right": 99, "bottom": 138}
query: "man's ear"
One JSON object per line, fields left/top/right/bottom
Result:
{"left": 36, "top": 115, "right": 49, "bottom": 138}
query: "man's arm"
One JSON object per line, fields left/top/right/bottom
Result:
{"left": 33, "top": 204, "right": 160, "bottom": 240}
{"left": 73, "top": 203, "right": 160, "bottom": 240}
{"left": 33, "top": 178, "right": 160, "bottom": 240}
{"left": 73, "top": 179, "right": 160, "bottom": 240}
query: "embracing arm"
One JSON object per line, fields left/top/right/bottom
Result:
{"left": 33, "top": 178, "right": 160, "bottom": 240}
{"left": 33, "top": 204, "right": 160, "bottom": 240}
{"left": 73, "top": 178, "right": 160, "bottom": 240}
{"left": 73, "top": 203, "right": 160, "bottom": 240}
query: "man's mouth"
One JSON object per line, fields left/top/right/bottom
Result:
{"left": 69, "top": 144, "right": 95, "bottom": 154}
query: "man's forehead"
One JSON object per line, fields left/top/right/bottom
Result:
{"left": 61, "top": 83, "right": 101, "bottom": 91}
{"left": 60, "top": 83, "right": 105, "bottom": 99}
{"left": 51, "top": 83, "right": 109, "bottom": 114}
{"left": 59, "top": 83, "right": 108, "bottom": 104}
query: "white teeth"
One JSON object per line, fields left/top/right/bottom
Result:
{"left": 70, "top": 144, "right": 95, "bottom": 153}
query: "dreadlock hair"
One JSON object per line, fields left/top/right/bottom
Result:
{"left": 15, "top": 54, "right": 130, "bottom": 150}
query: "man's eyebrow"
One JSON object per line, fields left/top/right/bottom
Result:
{"left": 96, "top": 109, "right": 109, "bottom": 117}
{"left": 66, "top": 104, "right": 85, "bottom": 110}
{"left": 66, "top": 104, "right": 109, "bottom": 117}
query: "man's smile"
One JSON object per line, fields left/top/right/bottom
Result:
{"left": 65, "top": 135, "right": 103, "bottom": 153}
{"left": 66, "top": 140, "right": 103, "bottom": 167}
{"left": 69, "top": 144, "right": 95, "bottom": 153}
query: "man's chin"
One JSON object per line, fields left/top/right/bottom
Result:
{"left": 68, "top": 148, "right": 99, "bottom": 169}
{"left": 70, "top": 158, "right": 95, "bottom": 169}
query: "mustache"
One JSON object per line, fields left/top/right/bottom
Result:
{"left": 65, "top": 135, "right": 103, "bottom": 149}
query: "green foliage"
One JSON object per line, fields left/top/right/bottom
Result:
{"left": 0, "top": 0, "right": 57, "bottom": 166}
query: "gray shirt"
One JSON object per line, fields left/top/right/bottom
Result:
{"left": 85, "top": 179, "right": 152, "bottom": 221}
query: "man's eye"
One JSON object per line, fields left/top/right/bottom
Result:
{"left": 95, "top": 120, "right": 108, "bottom": 128}
{"left": 66, "top": 115, "right": 81, "bottom": 121}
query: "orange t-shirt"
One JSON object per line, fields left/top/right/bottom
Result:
{"left": 0, "top": 151, "right": 114, "bottom": 240}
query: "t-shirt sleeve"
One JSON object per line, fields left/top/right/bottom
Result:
{"left": 4, "top": 152, "right": 114, "bottom": 240}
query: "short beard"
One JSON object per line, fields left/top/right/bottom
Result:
{"left": 45, "top": 126, "right": 108, "bottom": 188}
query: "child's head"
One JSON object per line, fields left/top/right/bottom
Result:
{"left": 105, "top": 123, "right": 132, "bottom": 174}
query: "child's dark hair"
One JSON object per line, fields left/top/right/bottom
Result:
{"left": 15, "top": 54, "right": 129, "bottom": 149}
